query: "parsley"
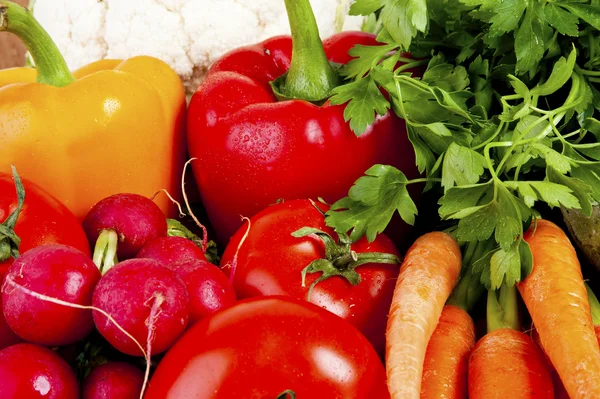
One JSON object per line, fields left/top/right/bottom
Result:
{"left": 326, "top": 0, "right": 600, "bottom": 289}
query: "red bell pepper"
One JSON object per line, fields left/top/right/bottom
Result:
{"left": 187, "top": 0, "right": 418, "bottom": 244}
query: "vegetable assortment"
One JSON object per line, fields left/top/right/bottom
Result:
{"left": 2, "top": 0, "right": 600, "bottom": 398}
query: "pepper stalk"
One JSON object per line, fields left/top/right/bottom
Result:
{"left": 271, "top": 0, "right": 341, "bottom": 102}
{"left": 0, "top": 1, "right": 75, "bottom": 87}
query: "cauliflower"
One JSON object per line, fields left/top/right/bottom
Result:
{"left": 31, "top": 0, "right": 366, "bottom": 95}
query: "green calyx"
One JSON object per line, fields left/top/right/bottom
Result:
{"left": 92, "top": 229, "right": 119, "bottom": 275}
{"left": 486, "top": 284, "right": 520, "bottom": 333}
{"left": 276, "top": 390, "right": 296, "bottom": 399}
{"left": 0, "top": 166, "right": 25, "bottom": 263}
{"left": 167, "top": 218, "right": 220, "bottom": 265}
{"left": 0, "top": 1, "right": 75, "bottom": 87}
{"left": 292, "top": 227, "right": 400, "bottom": 300}
{"left": 270, "top": 0, "right": 341, "bottom": 103}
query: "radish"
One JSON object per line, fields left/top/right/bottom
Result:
{"left": 0, "top": 343, "right": 79, "bottom": 398}
{"left": 2, "top": 244, "right": 100, "bottom": 346}
{"left": 0, "top": 294, "right": 21, "bottom": 350}
{"left": 82, "top": 361, "right": 144, "bottom": 399}
{"left": 82, "top": 193, "right": 167, "bottom": 273}
{"left": 92, "top": 258, "right": 189, "bottom": 356}
{"left": 137, "top": 236, "right": 206, "bottom": 265}
{"left": 172, "top": 259, "right": 236, "bottom": 323}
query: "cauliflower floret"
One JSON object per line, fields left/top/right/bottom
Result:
{"left": 32, "top": 0, "right": 366, "bottom": 96}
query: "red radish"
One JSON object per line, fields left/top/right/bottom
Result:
{"left": 82, "top": 193, "right": 167, "bottom": 272}
{"left": 0, "top": 297, "right": 21, "bottom": 351}
{"left": 92, "top": 258, "right": 189, "bottom": 356}
{"left": 172, "top": 259, "right": 236, "bottom": 323}
{"left": 0, "top": 343, "right": 79, "bottom": 398}
{"left": 2, "top": 244, "right": 101, "bottom": 346}
{"left": 82, "top": 362, "right": 144, "bottom": 399}
{"left": 137, "top": 236, "right": 206, "bottom": 265}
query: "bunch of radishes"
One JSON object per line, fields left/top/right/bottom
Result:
{"left": 0, "top": 192, "right": 235, "bottom": 399}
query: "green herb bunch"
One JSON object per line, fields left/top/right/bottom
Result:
{"left": 326, "top": 0, "right": 600, "bottom": 289}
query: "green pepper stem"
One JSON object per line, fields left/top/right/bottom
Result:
{"left": 0, "top": 1, "right": 75, "bottom": 87}
{"left": 280, "top": 0, "right": 340, "bottom": 101}
{"left": 586, "top": 283, "right": 600, "bottom": 326}
{"left": 0, "top": 166, "right": 25, "bottom": 262}
{"left": 487, "top": 284, "right": 520, "bottom": 333}
{"left": 92, "top": 229, "right": 119, "bottom": 275}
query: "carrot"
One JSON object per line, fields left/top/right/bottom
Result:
{"left": 419, "top": 239, "right": 492, "bottom": 399}
{"left": 420, "top": 305, "right": 474, "bottom": 399}
{"left": 386, "top": 231, "right": 462, "bottom": 399}
{"left": 518, "top": 219, "right": 600, "bottom": 399}
{"left": 539, "top": 285, "right": 600, "bottom": 399}
{"left": 468, "top": 285, "right": 553, "bottom": 399}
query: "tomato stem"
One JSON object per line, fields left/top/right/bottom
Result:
{"left": 92, "top": 229, "right": 119, "bottom": 274}
{"left": 270, "top": 0, "right": 340, "bottom": 102}
{"left": 0, "top": 1, "right": 75, "bottom": 87}
{"left": 0, "top": 166, "right": 25, "bottom": 263}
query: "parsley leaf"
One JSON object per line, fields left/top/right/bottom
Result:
{"left": 380, "top": 0, "right": 428, "bottom": 50}
{"left": 330, "top": 74, "right": 390, "bottom": 135}
{"left": 441, "top": 142, "right": 487, "bottom": 190}
{"left": 325, "top": 165, "right": 418, "bottom": 242}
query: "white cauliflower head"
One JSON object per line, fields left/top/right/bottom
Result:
{"left": 32, "top": 0, "right": 366, "bottom": 95}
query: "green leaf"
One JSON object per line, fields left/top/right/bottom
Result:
{"left": 422, "top": 64, "right": 470, "bottom": 92}
{"left": 544, "top": 4, "right": 580, "bottom": 37}
{"left": 439, "top": 183, "right": 494, "bottom": 219}
{"left": 341, "top": 44, "right": 398, "bottom": 79}
{"left": 519, "top": 239, "right": 533, "bottom": 280}
{"left": 407, "top": 127, "right": 437, "bottom": 174}
{"left": 487, "top": 0, "right": 528, "bottom": 37}
{"left": 531, "top": 143, "right": 572, "bottom": 174}
{"left": 514, "top": 2, "right": 546, "bottom": 75}
{"left": 547, "top": 166, "right": 594, "bottom": 216}
{"left": 350, "top": 0, "right": 383, "bottom": 15}
{"left": 381, "top": 0, "right": 428, "bottom": 50}
{"left": 454, "top": 201, "right": 501, "bottom": 243}
{"left": 490, "top": 243, "right": 521, "bottom": 289}
{"left": 441, "top": 142, "right": 487, "bottom": 191}
{"left": 562, "top": 3, "right": 600, "bottom": 31}
{"left": 532, "top": 47, "right": 577, "bottom": 96}
{"left": 570, "top": 161, "right": 600, "bottom": 203}
{"left": 330, "top": 75, "right": 390, "bottom": 135}
{"left": 504, "top": 181, "right": 581, "bottom": 209}
{"left": 325, "top": 165, "right": 418, "bottom": 242}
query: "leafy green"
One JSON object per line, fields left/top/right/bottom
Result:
{"left": 325, "top": 0, "right": 600, "bottom": 289}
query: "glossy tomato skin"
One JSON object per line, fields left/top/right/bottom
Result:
{"left": 0, "top": 173, "right": 90, "bottom": 274}
{"left": 220, "top": 199, "right": 400, "bottom": 356}
{"left": 145, "top": 296, "right": 390, "bottom": 399}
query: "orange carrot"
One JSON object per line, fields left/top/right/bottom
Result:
{"left": 469, "top": 286, "right": 553, "bottom": 399}
{"left": 420, "top": 304, "right": 475, "bottom": 399}
{"left": 518, "top": 219, "right": 600, "bottom": 399}
{"left": 386, "top": 232, "right": 462, "bottom": 399}
{"left": 469, "top": 328, "right": 554, "bottom": 399}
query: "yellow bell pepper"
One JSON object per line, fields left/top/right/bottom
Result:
{"left": 0, "top": 1, "right": 186, "bottom": 219}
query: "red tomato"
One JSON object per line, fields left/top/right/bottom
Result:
{"left": 0, "top": 172, "right": 91, "bottom": 273}
{"left": 145, "top": 296, "right": 389, "bottom": 399}
{"left": 220, "top": 199, "right": 400, "bottom": 356}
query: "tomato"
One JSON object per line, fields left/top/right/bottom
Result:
{"left": 145, "top": 296, "right": 389, "bottom": 398}
{"left": 220, "top": 199, "right": 400, "bottom": 356}
{"left": 0, "top": 172, "right": 91, "bottom": 273}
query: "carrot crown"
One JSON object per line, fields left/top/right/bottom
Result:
{"left": 487, "top": 284, "right": 520, "bottom": 333}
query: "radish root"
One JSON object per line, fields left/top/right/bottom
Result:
{"left": 181, "top": 158, "right": 209, "bottom": 252}
{"left": 228, "top": 216, "right": 251, "bottom": 283}
{"left": 152, "top": 189, "right": 186, "bottom": 218}
{"left": 2, "top": 276, "right": 160, "bottom": 399}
